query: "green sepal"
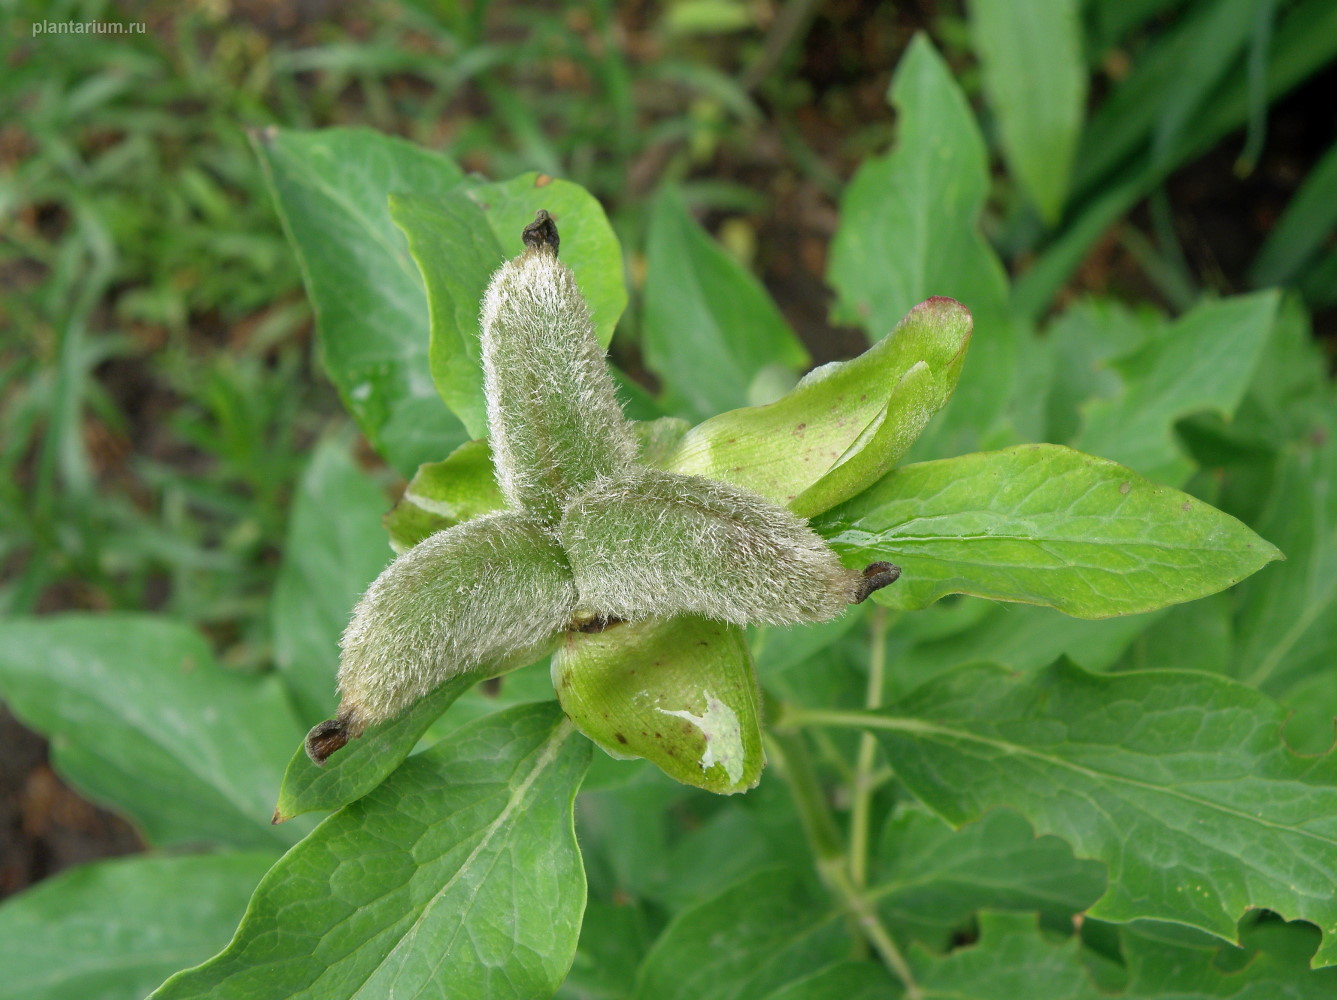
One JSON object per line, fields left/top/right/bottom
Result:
{"left": 664, "top": 297, "right": 971, "bottom": 514}
{"left": 382, "top": 439, "right": 506, "bottom": 553}
{"left": 553, "top": 616, "right": 764, "bottom": 794}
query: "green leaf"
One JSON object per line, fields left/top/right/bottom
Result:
{"left": 893, "top": 602, "right": 1165, "bottom": 685}
{"left": 817, "top": 443, "right": 1281, "bottom": 619}
{"left": 272, "top": 435, "right": 391, "bottom": 720}
{"left": 252, "top": 126, "right": 467, "bottom": 474}
{"left": 1231, "top": 407, "right": 1337, "bottom": 697}
{"left": 631, "top": 869, "right": 847, "bottom": 1000}
{"left": 908, "top": 912, "right": 1103, "bottom": 999}
{"left": 828, "top": 35, "right": 1014, "bottom": 446}
{"left": 0, "top": 616, "right": 304, "bottom": 849}
{"left": 665, "top": 297, "right": 971, "bottom": 514}
{"left": 273, "top": 672, "right": 475, "bottom": 822}
{"left": 872, "top": 808, "right": 1105, "bottom": 951}
{"left": 902, "top": 911, "right": 1337, "bottom": 998}
{"left": 807, "top": 660, "right": 1337, "bottom": 962}
{"left": 1072, "top": 292, "right": 1279, "bottom": 485}
{"left": 967, "top": 0, "right": 1086, "bottom": 223}
{"left": 1119, "top": 917, "right": 1337, "bottom": 997}
{"left": 391, "top": 174, "right": 625, "bottom": 437}
{"left": 642, "top": 186, "right": 808, "bottom": 421}
{"left": 0, "top": 852, "right": 276, "bottom": 1000}
{"left": 1040, "top": 297, "right": 1161, "bottom": 445}
{"left": 759, "top": 962, "right": 899, "bottom": 1000}
{"left": 1251, "top": 140, "right": 1337, "bottom": 287}
{"left": 153, "top": 703, "right": 591, "bottom": 1000}
{"left": 554, "top": 616, "right": 764, "bottom": 794}
{"left": 381, "top": 439, "right": 505, "bottom": 553}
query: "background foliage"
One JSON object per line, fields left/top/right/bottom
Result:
{"left": 1, "top": 0, "right": 1336, "bottom": 997}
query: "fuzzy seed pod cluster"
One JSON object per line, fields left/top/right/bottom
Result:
{"left": 305, "top": 210, "right": 897, "bottom": 765}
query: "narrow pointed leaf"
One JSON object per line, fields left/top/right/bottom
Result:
{"left": 0, "top": 616, "right": 304, "bottom": 849}
{"left": 643, "top": 186, "right": 808, "bottom": 421}
{"left": 665, "top": 297, "right": 971, "bottom": 512}
{"left": 272, "top": 436, "right": 391, "bottom": 720}
{"left": 1073, "top": 291, "right": 1279, "bottom": 485}
{"left": 273, "top": 673, "right": 475, "bottom": 822}
{"left": 817, "top": 444, "right": 1281, "bottom": 619}
{"left": 154, "top": 703, "right": 591, "bottom": 1000}
{"left": 968, "top": 0, "right": 1086, "bottom": 223}
{"left": 252, "top": 127, "right": 467, "bottom": 474}
{"left": 392, "top": 175, "right": 625, "bottom": 437}
{"left": 0, "top": 852, "right": 277, "bottom": 1000}
{"left": 813, "top": 660, "right": 1337, "bottom": 963}
{"left": 554, "top": 616, "right": 764, "bottom": 794}
{"left": 382, "top": 439, "right": 505, "bottom": 553}
{"left": 828, "top": 36, "right": 1014, "bottom": 444}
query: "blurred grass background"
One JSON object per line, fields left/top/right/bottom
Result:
{"left": 1, "top": 0, "right": 1334, "bottom": 893}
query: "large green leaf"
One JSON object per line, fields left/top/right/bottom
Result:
{"left": 817, "top": 444, "right": 1280, "bottom": 619}
{"left": 0, "top": 616, "right": 305, "bottom": 849}
{"left": 968, "top": 0, "right": 1086, "bottom": 223}
{"left": 0, "top": 852, "right": 277, "bottom": 1000}
{"left": 642, "top": 185, "right": 808, "bottom": 421}
{"left": 800, "top": 661, "right": 1337, "bottom": 963}
{"left": 872, "top": 808, "right": 1105, "bottom": 951}
{"left": 1073, "top": 292, "right": 1279, "bottom": 485}
{"left": 153, "top": 703, "right": 591, "bottom": 1000}
{"left": 902, "top": 911, "right": 1337, "bottom": 998}
{"left": 271, "top": 435, "right": 391, "bottom": 721}
{"left": 828, "top": 35, "right": 1014, "bottom": 447}
{"left": 665, "top": 297, "right": 971, "bottom": 514}
{"left": 631, "top": 869, "right": 847, "bottom": 1000}
{"left": 392, "top": 174, "right": 625, "bottom": 437}
{"left": 252, "top": 126, "right": 467, "bottom": 474}
{"left": 908, "top": 912, "right": 1103, "bottom": 999}
{"left": 892, "top": 602, "right": 1165, "bottom": 687}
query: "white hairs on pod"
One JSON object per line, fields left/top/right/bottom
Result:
{"left": 307, "top": 510, "right": 577, "bottom": 763}
{"left": 560, "top": 466, "right": 890, "bottom": 627}
{"left": 479, "top": 213, "right": 637, "bottom": 524}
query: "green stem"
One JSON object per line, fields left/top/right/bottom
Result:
{"left": 765, "top": 729, "right": 922, "bottom": 1000}
{"left": 849, "top": 608, "right": 888, "bottom": 890}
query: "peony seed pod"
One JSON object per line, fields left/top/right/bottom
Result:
{"left": 305, "top": 509, "right": 578, "bottom": 764}
{"left": 560, "top": 466, "right": 898, "bottom": 627}
{"left": 479, "top": 211, "right": 638, "bottom": 523}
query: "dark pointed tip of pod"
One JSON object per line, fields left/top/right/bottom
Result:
{"left": 305, "top": 717, "right": 352, "bottom": 766}
{"left": 853, "top": 562, "right": 901, "bottom": 604}
{"left": 522, "top": 209, "right": 560, "bottom": 255}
